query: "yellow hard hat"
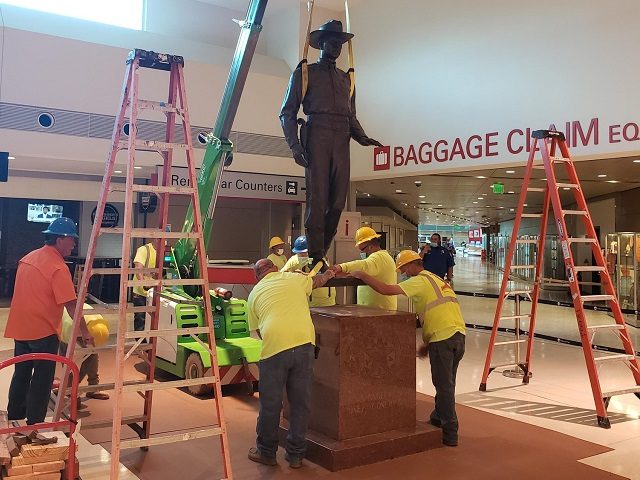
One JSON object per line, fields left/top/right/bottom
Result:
{"left": 86, "top": 318, "right": 110, "bottom": 347}
{"left": 395, "top": 250, "right": 422, "bottom": 271}
{"left": 269, "top": 236, "right": 285, "bottom": 249}
{"left": 354, "top": 226, "right": 381, "bottom": 247}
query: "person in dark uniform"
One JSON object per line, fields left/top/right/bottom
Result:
{"left": 280, "top": 20, "right": 382, "bottom": 265}
{"left": 421, "top": 233, "right": 455, "bottom": 282}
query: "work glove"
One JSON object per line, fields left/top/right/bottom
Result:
{"left": 291, "top": 143, "right": 308, "bottom": 168}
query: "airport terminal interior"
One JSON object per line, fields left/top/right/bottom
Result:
{"left": 1, "top": 0, "right": 640, "bottom": 479}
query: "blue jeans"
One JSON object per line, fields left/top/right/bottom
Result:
{"left": 8, "top": 334, "right": 60, "bottom": 425}
{"left": 256, "top": 343, "right": 314, "bottom": 460}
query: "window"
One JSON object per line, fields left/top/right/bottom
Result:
{"left": 1, "top": 0, "right": 144, "bottom": 30}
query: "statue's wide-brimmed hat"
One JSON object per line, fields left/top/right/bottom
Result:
{"left": 309, "top": 20, "right": 354, "bottom": 50}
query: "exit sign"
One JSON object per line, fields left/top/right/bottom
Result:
{"left": 492, "top": 182, "right": 504, "bottom": 194}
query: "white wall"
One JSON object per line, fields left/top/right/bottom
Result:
{"left": 350, "top": 0, "right": 640, "bottom": 180}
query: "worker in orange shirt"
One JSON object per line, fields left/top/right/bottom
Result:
{"left": 4, "top": 218, "right": 93, "bottom": 425}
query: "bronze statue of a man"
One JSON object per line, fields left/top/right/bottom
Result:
{"left": 280, "top": 19, "right": 382, "bottom": 264}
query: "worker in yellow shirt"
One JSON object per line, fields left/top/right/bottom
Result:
{"left": 267, "top": 236, "right": 288, "bottom": 270}
{"left": 132, "top": 242, "right": 157, "bottom": 331}
{"left": 329, "top": 226, "right": 396, "bottom": 310}
{"left": 350, "top": 250, "right": 466, "bottom": 447}
{"left": 282, "top": 235, "right": 335, "bottom": 307}
{"left": 247, "top": 258, "right": 334, "bottom": 468}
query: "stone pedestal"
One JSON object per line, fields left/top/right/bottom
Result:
{"left": 280, "top": 305, "right": 441, "bottom": 471}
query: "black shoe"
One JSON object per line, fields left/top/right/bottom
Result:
{"left": 428, "top": 418, "right": 442, "bottom": 428}
{"left": 443, "top": 438, "right": 458, "bottom": 447}
{"left": 285, "top": 452, "right": 303, "bottom": 469}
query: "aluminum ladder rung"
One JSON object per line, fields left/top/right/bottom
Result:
{"left": 516, "top": 239, "right": 538, "bottom": 244}
{"left": 556, "top": 183, "right": 579, "bottom": 189}
{"left": 83, "top": 305, "right": 156, "bottom": 315}
{"left": 88, "top": 267, "right": 158, "bottom": 276}
{"left": 100, "top": 228, "right": 199, "bottom": 239}
{"left": 505, "top": 290, "right": 532, "bottom": 296}
{"left": 574, "top": 266, "right": 605, "bottom": 272}
{"left": 562, "top": 210, "right": 588, "bottom": 216}
{"left": 550, "top": 156, "right": 571, "bottom": 162}
{"left": 82, "top": 415, "right": 148, "bottom": 430}
{"left": 526, "top": 187, "right": 546, "bottom": 192}
{"left": 124, "top": 326, "right": 210, "bottom": 339}
{"left": 78, "top": 379, "right": 149, "bottom": 394}
{"left": 134, "top": 99, "right": 179, "bottom": 113}
{"left": 581, "top": 295, "right": 615, "bottom": 302}
{"left": 602, "top": 386, "right": 640, "bottom": 398}
{"left": 126, "top": 278, "right": 207, "bottom": 288}
{"left": 120, "top": 427, "right": 223, "bottom": 450}
{"left": 522, "top": 213, "right": 543, "bottom": 218}
{"left": 122, "top": 377, "right": 218, "bottom": 393}
{"left": 119, "top": 140, "right": 189, "bottom": 151}
{"left": 494, "top": 339, "right": 528, "bottom": 346}
{"left": 499, "top": 314, "right": 532, "bottom": 320}
{"left": 510, "top": 265, "right": 536, "bottom": 269}
{"left": 593, "top": 354, "right": 636, "bottom": 364}
{"left": 75, "top": 343, "right": 152, "bottom": 356}
{"left": 131, "top": 184, "right": 196, "bottom": 195}
{"left": 490, "top": 362, "right": 518, "bottom": 369}
{"left": 586, "top": 324, "right": 625, "bottom": 331}
{"left": 567, "top": 237, "right": 597, "bottom": 244}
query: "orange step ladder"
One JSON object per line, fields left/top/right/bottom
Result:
{"left": 479, "top": 129, "right": 640, "bottom": 428}
{"left": 53, "top": 49, "right": 233, "bottom": 477}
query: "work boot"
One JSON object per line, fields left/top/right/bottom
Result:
{"left": 284, "top": 452, "right": 303, "bottom": 469}
{"left": 86, "top": 391, "right": 110, "bottom": 400}
{"left": 247, "top": 447, "right": 277, "bottom": 466}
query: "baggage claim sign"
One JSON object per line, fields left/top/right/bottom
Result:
{"left": 373, "top": 117, "right": 640, "bottom": 171}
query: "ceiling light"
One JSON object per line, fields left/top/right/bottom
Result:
{"left": 414, "top": 180, "right": 422, "bottom": 185}
{"left": 477, "top": 197, "right": 483, "bottom": 200}
{"left": 597, "top": 174, "right": 607, "bottom": 178}
{"left": 114, "top": 170, "right": 123, "bottom": 174}
{"left": 473, "top": 201, "right": 478, "bottom": 204}
{"left": 482, "top": 193, "right": 488, "bottom": 196}
{"left": 402, "top": 202, "right": 408, "bottom": 206}
{"left": 606, "top": 180, "right": 620, "bottom": 183}
{"left": 395, "top": 189, "right": 403, "bottom": 193}
{"left": 634, "top": 160, "right": 640, "bottom": 163}
{"left": 563, "top": 187, "right": 570, "bottom": 190}
{"left": 450, "top": 209, "right": 455, "bottom": 212}
{"left": 507, "top": 190, "right": 515, "bottom": 194}
{"left": 485, "top": 205, "right": 491, "bottom": 208}
{"left": 510, "top": 208, "right": 515, "bottom": 212}
{"left": 366, "top": 193, "right": 371, "bottom": 197}
{"left": 419, "top": 195, "right": 426, "bottom": 198}
{"left": 420, "top": 201, "right": 427, "bottom": 204}
{"left": 437, "top": 204, "right": 443, "bottom": 207}
{"left": 523, "top": 203, "right": 528, "bottom": 207}
{"left": 506, "top": 170, "right": 515, "bottom": 174}
{"left": 134, "top": 166, "right": 142, "bottom": 170}
{"left": 541, "top": 177, "right": 547, "bottom": 181}
{"left": 8, "top": 156, "right": 15, "bottom": 160}
{"left": 499, "top": 206, "right": 504, "bottom": 209}
{"left": 476, "top": 175, "right": 487, "bottom": 179}
{"left": 475, "top": 211, "right": 479, "bottom": 214}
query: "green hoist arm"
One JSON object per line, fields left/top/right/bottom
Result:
{"left": 173, "top": 0, "right": 268, "bottom": 277}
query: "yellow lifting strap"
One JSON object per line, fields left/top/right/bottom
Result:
{"left": 344, "top": 0, "right": 355, "bottom": 98}
{"left": 301, "top": 0, "right": 315, "bottom": 101}
{"left": 301, "top": 0, "right": 355, "bottom": 102}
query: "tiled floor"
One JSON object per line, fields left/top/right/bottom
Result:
{"left": 0, "top": 257, "right": 638, "bottom": 478}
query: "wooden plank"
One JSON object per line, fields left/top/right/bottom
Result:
{"left": 0, "top": 411, "right": 10, "bottom": 465}
{"left": 2, "top": 471, "right": 35, "bottom": 479}
{"left": 18, "top": 432, "right": 68, "bottom": 465}
{"left": 119, "top": 427, "right": 222, "bottom": 450}
{"left": 32, "top": 460, "right": 65, "bottom": 473}
{"left": 6, "top": 463, "right": 33, "bottom": 476}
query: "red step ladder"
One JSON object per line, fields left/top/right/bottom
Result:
{"left": 53, "top": 49, "right": 233, "bottom": 477}
{"left": 479, "top": 129, "right": 640, "bottom": 428}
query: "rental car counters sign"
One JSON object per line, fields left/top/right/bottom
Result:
{"left": 156, "top": 166, "right": 306, "bottom": 202}
{"left": 361, "top": 116, "right": 640, "bottom": 179}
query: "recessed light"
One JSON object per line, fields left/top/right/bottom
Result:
{"left": 8, "top": 156, "right": 15, "bottom": 160}
{"left": 597, "top": 174, "right": 607, "bottom": 178}
{"left": 634, "top": 160, "right": 640, "bottom": 163}
{"left": 414, "top": 180, "right": 422, "bottom": 185}
{"left": 402, "top": 202, "right": 408, "bottom": 206}
{"left": 510, "top": 208, "right": 515, "bottom": 212}
{"left": 437, "top": 204, "right": 443, "bottom": 207}
{"left": 366, "top": 193, "right": 371, "bottom": 197}
{"left": 506, "top": 170, "right": 515, "bottom": 174}
{"left": 476, "top": 175, "right": 487, "bottom": 179}
{"left": 523, "top": 203, "right": 528, "bottom": 207}
{"left": 420, "top": 201, "right": 427, "bottom": 204}
{"left": 563, "top": 187, "right": 570, "bottom": 190}
{"left": 477, "top": 197, "right": 483, "bottom": 200}
{"left": 485, "top": 205, "right": 491, "bottom": 208}
{"left": 134, "top": 166, "right": 142, "bottom": 170}
{"left": 395, "top": 189, "right": 403, "bottom": 193}
{"left": 507, "top": 191, "right": 515, "bottom": 194}
{"left": 114, "top": 170, "right": 123, "bottom": 174}
{"left": 473, "top": 201, "right": 478, "bottom": 204}
{"left": 419, "top": 195, "right": 426, "bottom": 198}
{"left": 482, "top": 193, "right": 488, "bottom": 196}
{"left": 450, "top": 209, "right": 455, "bottom": 212}
{"left": 606, "top": 180, "right": 620, "bottom": 183}
{"left": 499, "top": 206, "right": 504, "bottom": 209}
{"left": 475, "top": 211, "right": 479, "bottom": 214}
{"left": 541, "top": 177, "right": 547, "bottom": 181}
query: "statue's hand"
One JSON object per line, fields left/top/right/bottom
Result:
{"left": 291, "top": 143, "right": 308, "bottom": 168}
{"left": 364, "top": 137, "right": 384, "bottom": 147}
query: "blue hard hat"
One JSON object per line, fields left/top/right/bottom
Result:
{"left": 292, "top": 235, "right": 308, "bottom": 253}
{"left": 42, "top": 217, "right": 79, "bottom": 238}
